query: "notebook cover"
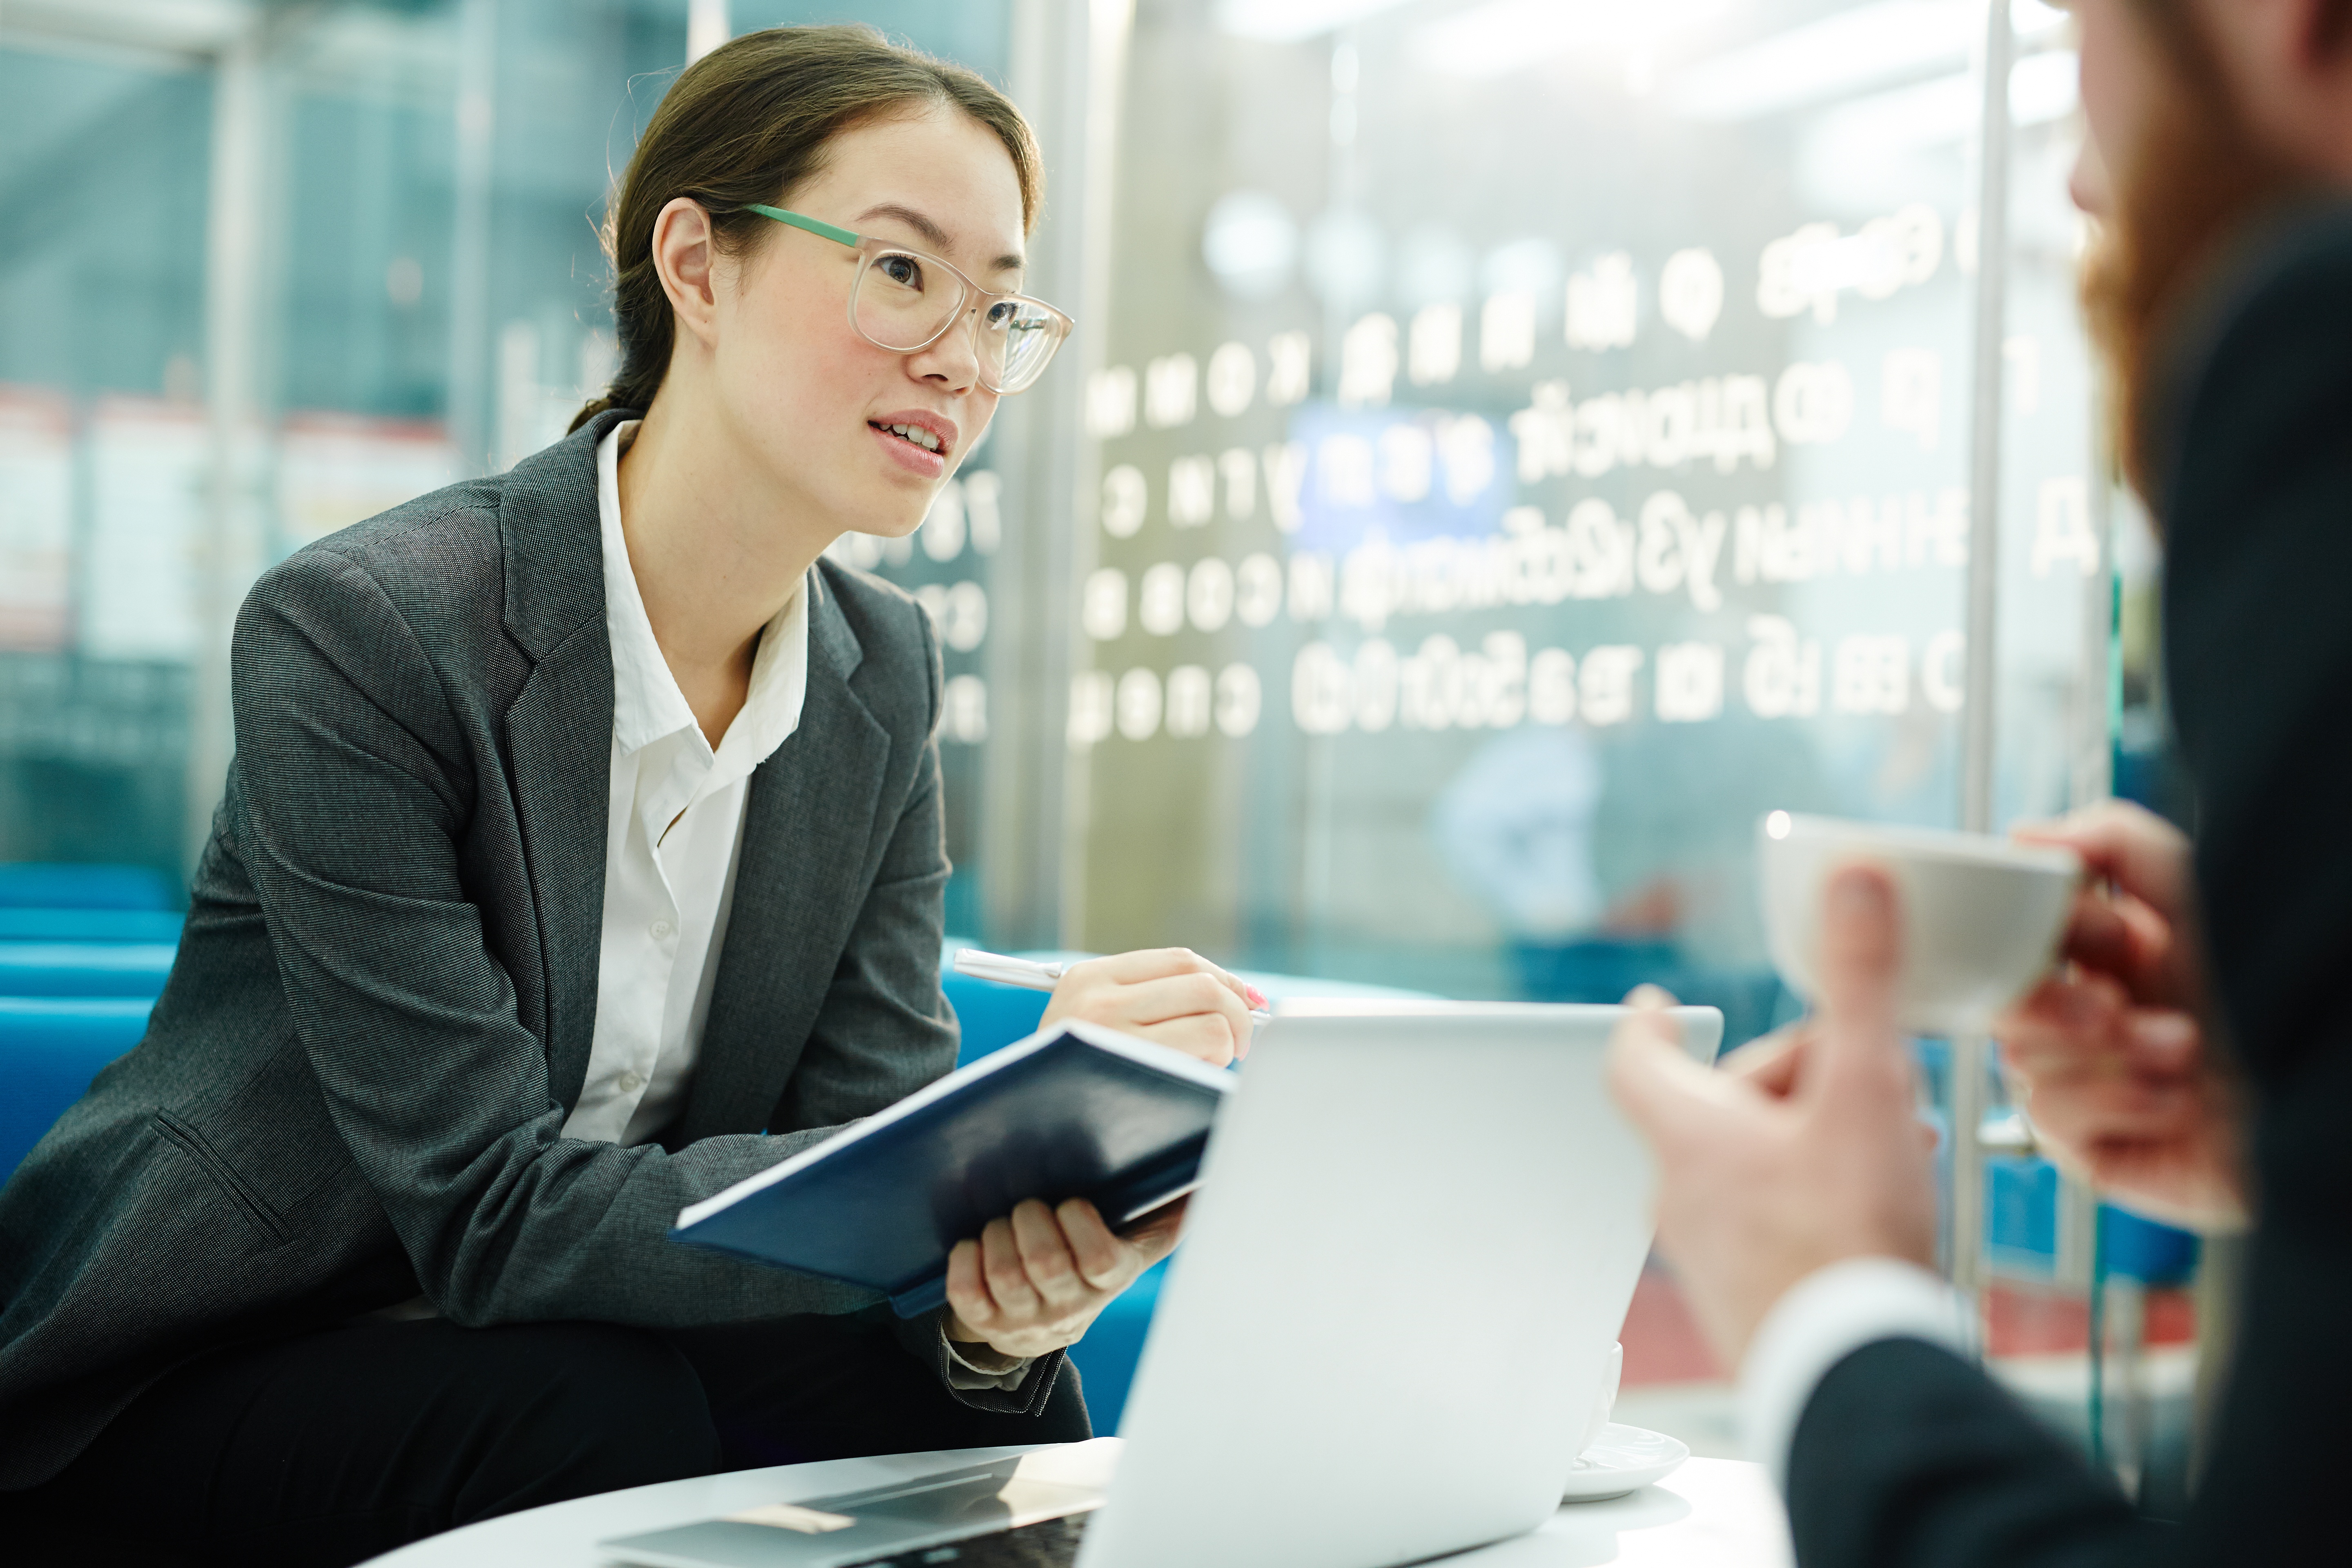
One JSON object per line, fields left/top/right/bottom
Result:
{"left": 671, "top": 1022, "right": 1234, "bottom": 1316}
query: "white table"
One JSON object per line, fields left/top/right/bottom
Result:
{"left": 363, "top": 1448, "right": 1793, "bottom": 1568}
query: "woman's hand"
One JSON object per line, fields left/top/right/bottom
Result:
{"left": 943, "top": 1196, "right": 1186, "bottom": 1362}
{"left": 1994, "top": 801, "right": 2248, "bottom": 1231}
{"left": 1039, "top": 948, "right": 1263, "bottom": 1067}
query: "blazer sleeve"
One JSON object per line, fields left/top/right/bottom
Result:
{"left": 1786, "top": 1339, "right": 2156, "bottom": 1568}
{"left": 229, "top": 545, "right": 880, "bottom": 1330}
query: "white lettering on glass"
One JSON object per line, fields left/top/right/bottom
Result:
{"left": 1655, "top": 641, "right": 1725, "bottom": 723}
{"left": 1081, "top": 568, "right": 1127, "bottom": 641}
{"left": 1565, "top": 252, "right": 1638, "bottom": 350}
{"left": 2032, "top": 476, "right": 2099, "bottom": 577}
{"left": 1086, "top": 367, "right": 1136, "bottom": 438}
{"left": 1266, "top": 330, "right": 1313, "bottom": 406}
{"left": 1137, "top": 563, "right": 1185, "bottom": 635}
{"left": 1408, "top": 303, "right": 1462, "bottom": 385}
{"left": 1205, "top": 341, "right": 1256, "bottom": 417}
{"left": 1658, "top": 247, "right": 1724, "bottom": 341}
{"left": 1339, "top": 314, "right": 1399, "bottom": 407}
{"left": 1101, "top": 465, "right": 1146, "bottom": 538}
{"left": 1144, "top": 354, "right": 1198, "bottom": 428}
{"left": 1116, "top": 667, "right": 1163, "bottom": 739}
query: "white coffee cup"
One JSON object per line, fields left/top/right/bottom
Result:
{"left": 1579, "top": 1340, "right": 1624, "bottom": 1457}
{"left": 1757, "top": 812, "right": 2082, "bottom": 1036}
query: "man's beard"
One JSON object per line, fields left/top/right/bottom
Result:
{"left": 2079, "top": 0, "right": 2303, "bottom": 506}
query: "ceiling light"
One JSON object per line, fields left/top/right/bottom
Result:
{"left": 1214, "top": 0, "right": 1419, "bottom": 42}
{"left": 1667, "top": 0, "right": 1980, "bottom": 121}
{"left": 1414, "top": 0, "right": 1730, "bottom": 80}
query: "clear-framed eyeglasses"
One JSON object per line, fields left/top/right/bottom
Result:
{"left": 744, "top": 204, "right": 1074, "bottom": 395}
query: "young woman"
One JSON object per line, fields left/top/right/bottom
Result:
{"left": 0, "top": 27, "right": 1258, "bottom": 1565}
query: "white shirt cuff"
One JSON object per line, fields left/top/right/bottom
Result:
{"left": 942, "top": 1326, "right": 1033, "bottom": 1392}
{"left": 1738, "top": 1256, "right": 1973, "bottom": 1491}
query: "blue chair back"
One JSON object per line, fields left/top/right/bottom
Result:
{"left": 0, "top": 998, "right": 152, "bottom": 1178}
{"left": 0, "top": 942, "right": 176, "bottom": 998}
{"left": 0, "top": 908, "right": 183, "bottom": 943}
{"left": 942, "top": 970, "right": 1051, "bottom": 1068}
{"left": 0, "top": 863, "right": 176, "bottom": 911}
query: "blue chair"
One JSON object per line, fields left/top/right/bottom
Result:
{"left": 941, "top": 967, "right": 1051, "bottom": 1068}
{"left": 1066, "top": 1256, "right": 1170, "bottom": 1432}
{"left": 0, "top": 997, "right": 152, "bottom": 1178}
{"left": 0, "top": 909, "right": 183, "bottom": 942}
{"left": 0, "top": 942, "right": 176, "bottom": 998}
{"left": 0, "top": 863, "right": 176, "bottom": 911}
{"left": 1985, "top": 1139, "right": 2199, "bottom": 1287}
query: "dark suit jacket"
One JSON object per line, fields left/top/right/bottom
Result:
{"left": 1783, "top": 207, "right": 2352, "bottom": 1563}
{"left": 0, "top": 412, "right": 1049, "bottom": 1490}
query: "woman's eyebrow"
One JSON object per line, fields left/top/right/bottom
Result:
{"left": 855, "top": 201, "right": 1025, "bottom": 276}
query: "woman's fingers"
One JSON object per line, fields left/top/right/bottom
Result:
{"left": 1068, "top": 972, "right": 1246, "bottom": 1064}
{"left": 1081, "top": 948, "right": 1261, "bottom": 1009}
{"left": 1111, "top": 971, "right": 1250, "bottom": 1029}
{"left": 1056, "top": 1198, "right": 1136, "bottom": 1291}
{"left": 1115, "top": 1195, "right": 1189, "bottom": 1266}
{"left": 945, "top": 1238, "right": 996, "bottom": 1330}
{"left": 1045, "top": 950, "right": 1261, "bottom": 1063}
{"left": 1008, "top": 1199, "right": 1090, "bottom": 1310}
{"left": 979, "top": 1216, "right": 1044, "bottom": 1319}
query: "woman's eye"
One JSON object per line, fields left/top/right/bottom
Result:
{"left": 878, "top": 254, "right": 923, "bottom": 289}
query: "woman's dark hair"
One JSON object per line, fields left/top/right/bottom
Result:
{"left": 568, "top": 25, "right": 1042, "bottom": 433}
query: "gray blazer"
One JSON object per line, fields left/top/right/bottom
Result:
{"left": 0, "top": 412, "right": 1034, "bottom": 1490}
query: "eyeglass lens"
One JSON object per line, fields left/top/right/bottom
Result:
{"left": 853, "top": 250, "right": 1062, "bottom": 391}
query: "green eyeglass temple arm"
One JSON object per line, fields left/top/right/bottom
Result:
{"left": 744, "top": 204, "right": 859, "bottom": 247}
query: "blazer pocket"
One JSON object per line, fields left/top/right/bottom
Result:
{"left": 152, "top": 1109, "right": 292, "bottom": 1247}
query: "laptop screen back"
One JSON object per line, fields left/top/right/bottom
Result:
{"left": 1078, "top": 1002, "right": 1722, "bottom": 1568}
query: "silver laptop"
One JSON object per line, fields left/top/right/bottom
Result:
{"left": 602, "top": 1000, "right": 1723, "bottom": 1568}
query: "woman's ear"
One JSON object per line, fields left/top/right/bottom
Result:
{"left": 650, "top": 196, "right": 722, "bottom": 350}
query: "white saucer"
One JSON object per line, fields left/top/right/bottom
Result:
{"left": 1559, "top": 1423, "right": 1690, "bottom": 1502}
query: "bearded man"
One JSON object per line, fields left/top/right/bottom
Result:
{"left": 1610, "top": 2, "right": 2352, "bottom": 1562}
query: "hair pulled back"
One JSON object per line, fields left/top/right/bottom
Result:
{"left": 569, "top": 24, "right": 1042, "bottom": 434}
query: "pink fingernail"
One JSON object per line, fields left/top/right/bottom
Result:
{"left": 1246, "top": 985, "right": 1267, "bottom": 1009}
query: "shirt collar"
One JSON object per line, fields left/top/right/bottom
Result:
{"left": 597, "top": 420, "right": 809, "bottom": 781}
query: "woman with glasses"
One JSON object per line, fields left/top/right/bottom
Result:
{"left": 0, "top": 27, "right": 1257, "bottom": 1566}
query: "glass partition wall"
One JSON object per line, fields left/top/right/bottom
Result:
{"left": 1071, "top": 0, "right": 2101, "bottom": 1015}
{"left": 1047, "top": 0, "right": 2179, "bottom": 1501}
{"left": 0, "top": 0, "right": 2190, "bottom": 1505}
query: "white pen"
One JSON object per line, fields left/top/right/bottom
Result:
{"left": 952, "top": 947, "right": 1273, "bottom": 1026}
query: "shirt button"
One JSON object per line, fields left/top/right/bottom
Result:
{"left": 618, "top": 1071, "right": 645, "bottom": 1093}
{"left": 650, "top": 920, "right": 673, "bottom": 940}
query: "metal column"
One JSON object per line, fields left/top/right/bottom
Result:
{"left": 187, "top": 20, "right": 273, "bottom": 863}
{"left": 981, "top": 0, "right": 1132, "bottom": 949}
{"left": 1951, "top": 0, "right": 2016, "bottom": 1303}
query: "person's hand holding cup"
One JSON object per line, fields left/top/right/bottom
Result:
{"left": 1994, "top": 801, "right": 2246, "bottom": 1231}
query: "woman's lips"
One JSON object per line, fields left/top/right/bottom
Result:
{"left": 869, "top": 420, "right": 947, "bottom": 478}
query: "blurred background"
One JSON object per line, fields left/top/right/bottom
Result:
{"left": 0, "top": 0, "right": 2204, "bottom": 1506}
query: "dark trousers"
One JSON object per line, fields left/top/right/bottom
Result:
{"left": 5, "top": 1313, "right": 1089, "bottom": 1568}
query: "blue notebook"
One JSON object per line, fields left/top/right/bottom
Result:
{"left": 672, "top": 1022, "right": 1234, "bottom": 1317}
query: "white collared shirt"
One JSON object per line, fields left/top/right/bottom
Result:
{"left": 560, "top": 421, "right": 811, "bottom": 1146}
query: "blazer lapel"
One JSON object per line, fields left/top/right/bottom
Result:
{"left": 506, "top": 630, "right": 614, "bottom": 1111}
{"left": 673, "top": 576, "right": 890, "bottom": 1144}
{"left": 498, "top": 416, "right": 625, "bottom": 1109}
